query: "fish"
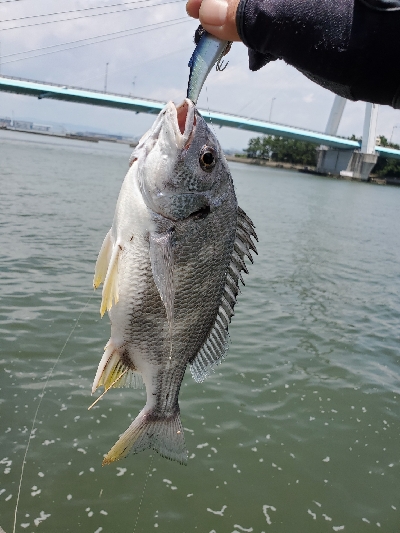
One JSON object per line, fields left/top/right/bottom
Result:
{"left": 92, "top": 98, "right": 257, "bottom": 465}
{"left": 187, "top": 27, "right": 231, "bottom": 104}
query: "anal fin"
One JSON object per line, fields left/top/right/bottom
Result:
{"left": 92, "top": 342, "right": 142, "bottom": 394}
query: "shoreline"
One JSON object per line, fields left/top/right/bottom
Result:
{"left": 225, "top": 155, "right": 390, "bottom": 185}
{"left": 0, "top": 125, "right": 137, "bottom": 147}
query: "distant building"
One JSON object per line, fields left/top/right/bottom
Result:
{"left": 32, "top": 124, "right": 51, "bottom": 132}
{"left": 13, "top": 120, "right": 33, "bottom": 130}
{"left": 0, "top": 117, "right": 12, "bottom": 127}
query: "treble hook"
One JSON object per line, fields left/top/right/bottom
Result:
{"left": 216, "top": 41, "right": 232, "bottom": 72}
{"left": 216, "top": 58, "right": 229, "bottom": 71}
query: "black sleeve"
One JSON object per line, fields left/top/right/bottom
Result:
{"left": 236, "top": 0, "right": 400, "bottom": 108}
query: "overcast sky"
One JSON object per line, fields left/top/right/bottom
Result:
{"left": 1, "top": 0, "right": 400, "bottom": 150}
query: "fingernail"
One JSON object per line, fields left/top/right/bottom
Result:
{"left": 200, "top": 0, "right": 228, "bottom": 27}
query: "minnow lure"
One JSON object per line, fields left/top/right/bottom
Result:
{"left": 187, "top": 27, "right": 231, "bottom": 104}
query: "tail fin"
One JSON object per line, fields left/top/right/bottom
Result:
{"left": 102, "top": 408, "right": 187, "bottom": 465}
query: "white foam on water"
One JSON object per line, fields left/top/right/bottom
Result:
{"left": 30, "top": 486, "right": 41, "bottom": 497}
{"left": 116, "top": 468, "right": 127, "bottom": 476}
{"left": 262, "top": 505, "right": 276, "bottom": 525}
{"left": 233, "top": 524, "right": 253, "bottom": 532}
{"left": 207, "top": 505, "right": 227, "bottom": 516}
{"left": 33, "top": 511, "right": 51, "bottom": 526}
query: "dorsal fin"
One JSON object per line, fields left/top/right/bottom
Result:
{"left": 189, "top": 206, "right": 258, "bottom": 383}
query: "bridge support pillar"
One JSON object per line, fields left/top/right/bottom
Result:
{"left": 340, "top": 152, "right": 378, "bottom": 181}
{"left": 316, "top": 100, "right": 379, "bottom": 181}
{"left": 316, "top": 147, "right": 353, "bottom": 175}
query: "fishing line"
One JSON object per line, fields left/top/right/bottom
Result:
{"left": 87, "top": 368, "right": 128, "bottom": 410}
{"left": 12, "top": 292, "right": 94, "bottom": 533}
{"left": 1, "top": 18, "right": 191, "bottom": 65}
{"left": 2, "top": 16, "right": 188, "bottom": 58}
{"left": 132, "top": 454, "right": 154, "bottom": 533}
{"left": 1, "top": 0, "right": 186, "bottom": 32}
{"left": 205, "top": 85, "right": 218, "bottom": 137}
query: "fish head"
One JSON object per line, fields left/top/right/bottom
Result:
{"left": 131, "top": 98, "right": 232, "bottom": 221}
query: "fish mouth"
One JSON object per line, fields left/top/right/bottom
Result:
{"left": 175, "top": 99, "right": 196, "bottom": 146}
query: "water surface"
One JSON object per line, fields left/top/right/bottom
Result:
{"left": 1, "top": 129, "right": 399, "bottom": 532}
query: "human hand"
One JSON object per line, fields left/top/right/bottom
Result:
{"left": 186, "top": 0, "right": 242, "bottom": 42}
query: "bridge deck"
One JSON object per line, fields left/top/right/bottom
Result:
{"left": 1, "top": 75, "right": 399, "bottom": 159}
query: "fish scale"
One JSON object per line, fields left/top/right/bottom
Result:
{"left": 92, "top": 99, "right": 257, "bottom": 464}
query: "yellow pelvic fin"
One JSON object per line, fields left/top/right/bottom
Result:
{"left": 93, "top": 229, "right": 113, "bottom": 290}
{"left": 100, "top": 243, "right": 120, "bottom": 317}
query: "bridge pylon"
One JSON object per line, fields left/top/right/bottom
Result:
{"left": 316, "top": 96, "right": 379, "bottom": 181}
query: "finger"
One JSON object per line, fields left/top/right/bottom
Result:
{"left": 198, "top": 0, "right": 241, "bottom": 41}
{"left": 186, "top": 0, "right": 202, "bottom": 18}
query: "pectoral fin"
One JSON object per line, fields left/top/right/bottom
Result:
{"left": 149, "top": 229, "right": 175, "bottom": 326}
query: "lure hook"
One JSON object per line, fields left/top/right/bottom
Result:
{"left": 216, "top": 58, "right": 229, "bottom": 71}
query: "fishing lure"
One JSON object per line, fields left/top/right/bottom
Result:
{"left": 187, "top": 26, "right": 231, "bottom": 104}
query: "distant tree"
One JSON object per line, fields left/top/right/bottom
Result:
{"left": 245, "top": 135, "right": 317, "bottom": 166}
{"left": 373, "top": 135, "right": 400, "bottom": 177}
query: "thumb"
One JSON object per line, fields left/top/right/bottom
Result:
{"left": 198, "top": 0, "right": 241, "bottom": 41}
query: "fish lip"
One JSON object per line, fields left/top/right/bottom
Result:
{"left": 173, "top": 99, "right": 196, "bottom": 147}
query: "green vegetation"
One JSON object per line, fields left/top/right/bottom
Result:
{"left": 245, "top": 135, "right": 317, "bottom": 166}
{"left": 374, "top": 136, "right": 400, "bottom": 178}
{"left": 245, "top": 134, "right": 400, "bottom": 178}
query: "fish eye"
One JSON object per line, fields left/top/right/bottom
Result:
{"left": 199, "top": 146, "right": 216, "bottom": 172}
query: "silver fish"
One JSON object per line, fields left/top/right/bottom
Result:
{"left": 92, "top": 98, "right": 257, "bottom": 465}
{"left": 187, "top": 29, "right": 230, "bottom": 104}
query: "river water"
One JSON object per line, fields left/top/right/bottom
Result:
{"left": 0, "top": 129, "right": 399, "bottom": 533}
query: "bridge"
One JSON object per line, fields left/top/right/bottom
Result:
{"left": 1, "top": 75, "right": 400, "bottom": 178}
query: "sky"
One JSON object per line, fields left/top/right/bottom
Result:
{"left": 1, "top": 0, "right": 400, "bottom": 150}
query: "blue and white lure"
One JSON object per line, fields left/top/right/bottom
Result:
{"left": 187, "top": 27, "right": 231, "bottom": 104}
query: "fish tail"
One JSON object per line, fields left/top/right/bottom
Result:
{"left": 102, "top": 407, "right": 187, "bottom": 465}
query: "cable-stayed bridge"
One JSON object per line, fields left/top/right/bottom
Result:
{"left": 1, "top": 75, "right": 399, "bottom": 179}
